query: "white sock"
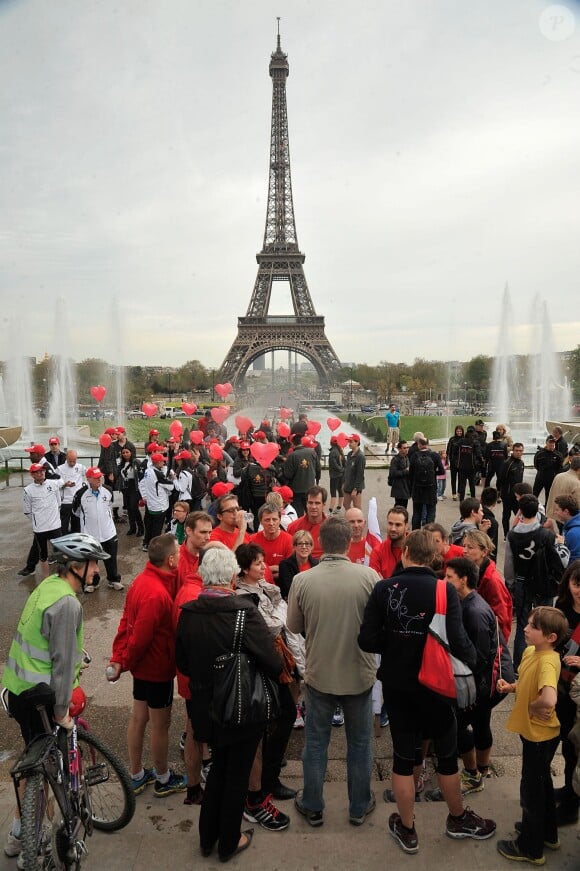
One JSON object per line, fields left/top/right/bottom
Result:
{"left": 131, "top": 768, "right": 145, "bottom": 781}
{"left": 156, "top": 770, "right": 170, "bottom": 784}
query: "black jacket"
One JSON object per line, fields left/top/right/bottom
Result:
{"left": 175, "top": 593, "right": 283, "bottom": 746}
{"left": 389, "top": 453, "right": 410, "bottom": 500}
{"left": 533, "top": 448, "right": 563, "bottom": 477}
{"left": 278, "top": 554, "right": 319, "bottom": 601}
{"left": 497, "top": 457, "right": 524, "bottom": 496}
{"left": 460, "top": 591, "right": 498, "bottom": 704}
{"left": 358, "top": 566, "right": 476, "bottom": 693}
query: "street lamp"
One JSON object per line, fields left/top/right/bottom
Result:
{"left": 211, "top": 369, "right": 215, "bottom": 403}
{"left": 350, "top": 368, "right": 354, "bottom": 409}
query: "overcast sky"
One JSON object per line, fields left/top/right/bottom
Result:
{"left": 1, "top": 0, "right": 579, "bottom": 371}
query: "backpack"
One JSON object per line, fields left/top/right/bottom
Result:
{"left": 528, "top": 535, "right": 566, "bottom": 600}
{"left": 414, "top": 452, "right": 435, "bottom": 487}
{"left": 190, "top": 466, "right": 208, "bottom": 501}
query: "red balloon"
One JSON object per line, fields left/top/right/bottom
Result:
{"left": 307, "top": 420, "right": 322, "bottom": 436}
{"left": 235, "top": 415, "right": 254, "bottom": 435}
{"left": 190, "top": 430, "right": 204, "bottom": 445}
{"left": 209, "top": 443, "right": 224, "bottom": 461}
{"left": 276, "top": 422, "right": 291, "bottom": 439}
{"left": 181, "top": 402, "right": 197, "bottom": 416}
{"left": 215, "top": 383, "right": 232, "bottom": 399}
{"left": 327, "top": 417, "right": 341, "bottom": 432}
{"left": 336, "top": 432, "right": 349, "bottom": 449}
{"left": 99, "top": 433, "right": 112, "bottom": 448}
{"left": 211, "top": 406, "right": 230, "bottom": 425}
{"left": 250, "top": 441, "right": 280, "bottom": 469}
{"left": 279, "top": 407, "right": 292, "bottom": 420}
{"left": 90, "top": 385, "right": 106, "bottom": 403}
{"left": 169, "top": 420, "right": 183, "bottom": 438}
{"left": 141, "top": 403, "right": 158, "bottom": 418}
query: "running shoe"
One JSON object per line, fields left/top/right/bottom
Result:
{"left": 4, "top": 832, "right": 21, "bottom": 858}
{"left": 349, "top": 792, "right": 376, "bottom": 826}
{"left": 496, "top": 839, "right": 545, "bottom": 865}
{"left": 459, "top": 769, "right": 484, "bottom": 795}
{"left": 243, "top": 794, "right": 290, "bottom": 831}
{"left": 388, "top": 813, "right": 418, "bottom": 854}
{"left": 380, "top": 711, "right": 389, "bottom": 728}
{"left": 154, "top": 770, "right": 187, "bottom": 797}
{"left": 446, "top": 806, "right": 496, "bottom": 840}
{"left": 294, "top": 789, "right": 323, "bottom": 827}
{"left": 332, "top": 705, "right": 344, "bottom": 727}
{"left": 132, "top": 767, "right": 156, "bottom": 795}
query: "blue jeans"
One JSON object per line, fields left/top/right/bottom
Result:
{"left": 513, "top": 581, "right": 553, "bottom": 671}
{"left": 411, "top": 501, "right": 436, "bottom": 530}
{"left": 301, "top": 685, "right": 373, "bottom": 818}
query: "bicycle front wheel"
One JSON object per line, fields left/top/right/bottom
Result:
{"left": 77, "top": 727, "right": 135, "bottom": 831}
{"left": 21, "top": 771, "right": 49, "bottom": 871}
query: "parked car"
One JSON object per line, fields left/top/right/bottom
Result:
{"left": 360, "top": 405, "right": 376, "bottom": 414}
{"left": 128, "top": 410, "right": 148, "bottom": 419}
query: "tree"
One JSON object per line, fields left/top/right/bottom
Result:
{"left": 463, "top": 355, "right": 492, "bottom": 392}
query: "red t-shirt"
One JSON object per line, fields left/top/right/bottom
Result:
{"left": 173, "top": 579, "right": 203, "bottom": 699}
{"left": 210, "top": 526, "right": 250, "bottom": 550}
{"left": 348, "top": 539, "right": 366, "bottom": 565}
{"left": 287, "top": 514, "right": 327, "bottom": 559}
{"left": 176, "top": 542, "right": 202, "bottom": 591}
{"left": 250, "top": 530, "right": 294, "bottom": 568}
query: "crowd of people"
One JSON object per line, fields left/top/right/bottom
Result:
{"left": 4, "top": 412, "right": 580, "bottom": 865}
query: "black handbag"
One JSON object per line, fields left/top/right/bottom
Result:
{"left": 211, "top": 608, "right": 281, "bottom": 728}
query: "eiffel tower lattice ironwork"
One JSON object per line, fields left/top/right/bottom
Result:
{"left": 218, "top": 28, "right": 341, "bottom": 387}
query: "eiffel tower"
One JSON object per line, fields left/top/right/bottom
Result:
{"left": 218, "top": 26, "right": 341, "bottom": 387}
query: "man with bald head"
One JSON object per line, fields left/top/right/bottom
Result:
{"left": 345, "top": 508, "right": 380, "bottom": 566}
{"left": 58, "top": 450, "right": 87, "bottom": 534}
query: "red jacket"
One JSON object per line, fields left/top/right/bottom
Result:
{"left": 478, "top": 559, "right": 513, "bottom": 644}
{"left": 111, "top": 562, "right": 177, "bottom": 682}
{"left": 176, "top": 542, "right": 201, "bottom": 591}
{"left": 369, "top": 538, "right": 402, "bottom": 579}
{"left": 173, "top": 578, "right": 203, "bottom": 698}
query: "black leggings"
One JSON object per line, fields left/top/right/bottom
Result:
{"left": 457, "top": 703, "right": 492, "bottom": 755}
{"left": 450, "top": 465, "right": 459, "bottom": 496}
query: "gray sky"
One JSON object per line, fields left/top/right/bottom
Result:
{"left": 1, "top": 0, "right": 579, "bottom": 369}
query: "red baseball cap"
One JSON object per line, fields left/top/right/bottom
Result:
{"left": 149, "top": 429, "right": 159, "bottom": 436}
{"left": 48, "top": 436, "right": 60, "bottom": 445}
{"left": 105, "top": 427, "right": 118, "bottom": 435}
{"left": 29, "top": 463, "right": 45, "bottom": 473}
{"left": 86, "top": 467, "right": 103, "bottom": 479}
{"left": 239, "top": 441, "right": 251, "bottom": 450}
{"left": 115, "top": 426, "right": 126, "bottom": 434}
{"left": 174, "top": 450, "right": 192, "bottom": 461}
{"left": 212, "top": 482, "right": 235, "bottom": 498}
{"left": 273, "top": 485, "right": 294, "bottom": 502}
{"left": 349, "top": 434, "right": 361, "bottom": 443}
{"left": 301, "top": 436, "right": 314, "bottom": 447}
{"left": 25, "top": 444, "right": 46, "bottom": 454}
{"left": 151, "top": 452, "right": 166, "bottom": 464}
{"left": 146, "top": 442, "right": 160, "bottom": 453}
{"left": 254, "top": 430, "right": 266, "bottom": 440}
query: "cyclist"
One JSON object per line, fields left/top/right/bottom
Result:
{"left": 2, "top": 532, "right": 108, "bottom": 864}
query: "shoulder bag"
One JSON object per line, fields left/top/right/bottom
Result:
{"left": 211, "top": 608, "right": 281, "bottom": 728}
{"left": 418, "top": 579, "right": 476, "bottom": 709}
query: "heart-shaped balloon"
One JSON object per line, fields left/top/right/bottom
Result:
{"left": 215, "top": 383, "right": 232, "bottom": 399}
{"left": 169, "top": 420, "right": 183, "bottom": 438}
{"left": 141, "top": 403, "right": 158, "bottom": 418}
{"left": 181, "top": 402, "right": 197, "bottom": 416}
{"left": 99, "top": 433, "right": 112, "bottom": 448}
{"left": 90, "top": 385, "right": 106, "bottom": 403}
{"left": 235, "top": 415, "right": 254, "bottom": 435}
{"left": 327, "top": 417, "right": 341, "bottom": 432}
{"left": 307, "top": 420, "right": 322, "bottom": 436}
{"left": 250, "top": 441, "right": 280, "bottom": 469}
{"left": 276, "top": 422, "right": 291, "bottom": 439}
{"left": 211, "top": 406, "right": 230, "bottom": 425}
{"left": 279, "top": 407, "right": 292, "bottom": 420}
{"left": 190, "top": 430, "right": 204, "bottom": 445}
{"left": 209, "top": 443, "right": 224, "bottom": 461}
{"left": 336, "top": 432, "right": 349, "bottom": 449}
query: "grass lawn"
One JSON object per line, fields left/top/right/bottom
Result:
{"left": 346, "top": 415, "right": 474, "bottom": 443}
{"left": 81, "top": 417, "right": 201, "bottom": 443}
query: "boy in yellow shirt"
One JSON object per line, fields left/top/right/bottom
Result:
{"left": 496, "top": 606, "right": 569, "bottom": 866}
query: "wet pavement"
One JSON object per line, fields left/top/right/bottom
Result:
{"left": 1, "top": 463, "right": 578, "bottom": 868}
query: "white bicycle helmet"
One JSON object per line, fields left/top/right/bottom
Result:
{"left": 51, "top": 533, "right": 109, "bottom": 562}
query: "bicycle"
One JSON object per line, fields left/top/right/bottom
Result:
{"left": 3, "top": 657, "right": 135, "bottom": 870}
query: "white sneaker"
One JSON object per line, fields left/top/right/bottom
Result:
{"left": 5, "top": 832, "right": 21, "bottom": 857}
{"left": 108, "top": 582, "right": 124, "bottom": 591}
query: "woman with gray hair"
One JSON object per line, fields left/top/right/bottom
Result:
{"left": 175, "top": 548, "right": 283, "bottom": 862}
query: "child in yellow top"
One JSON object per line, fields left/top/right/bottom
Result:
{"left": 496, "top": 606, "right": 568, "bottom": 866}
